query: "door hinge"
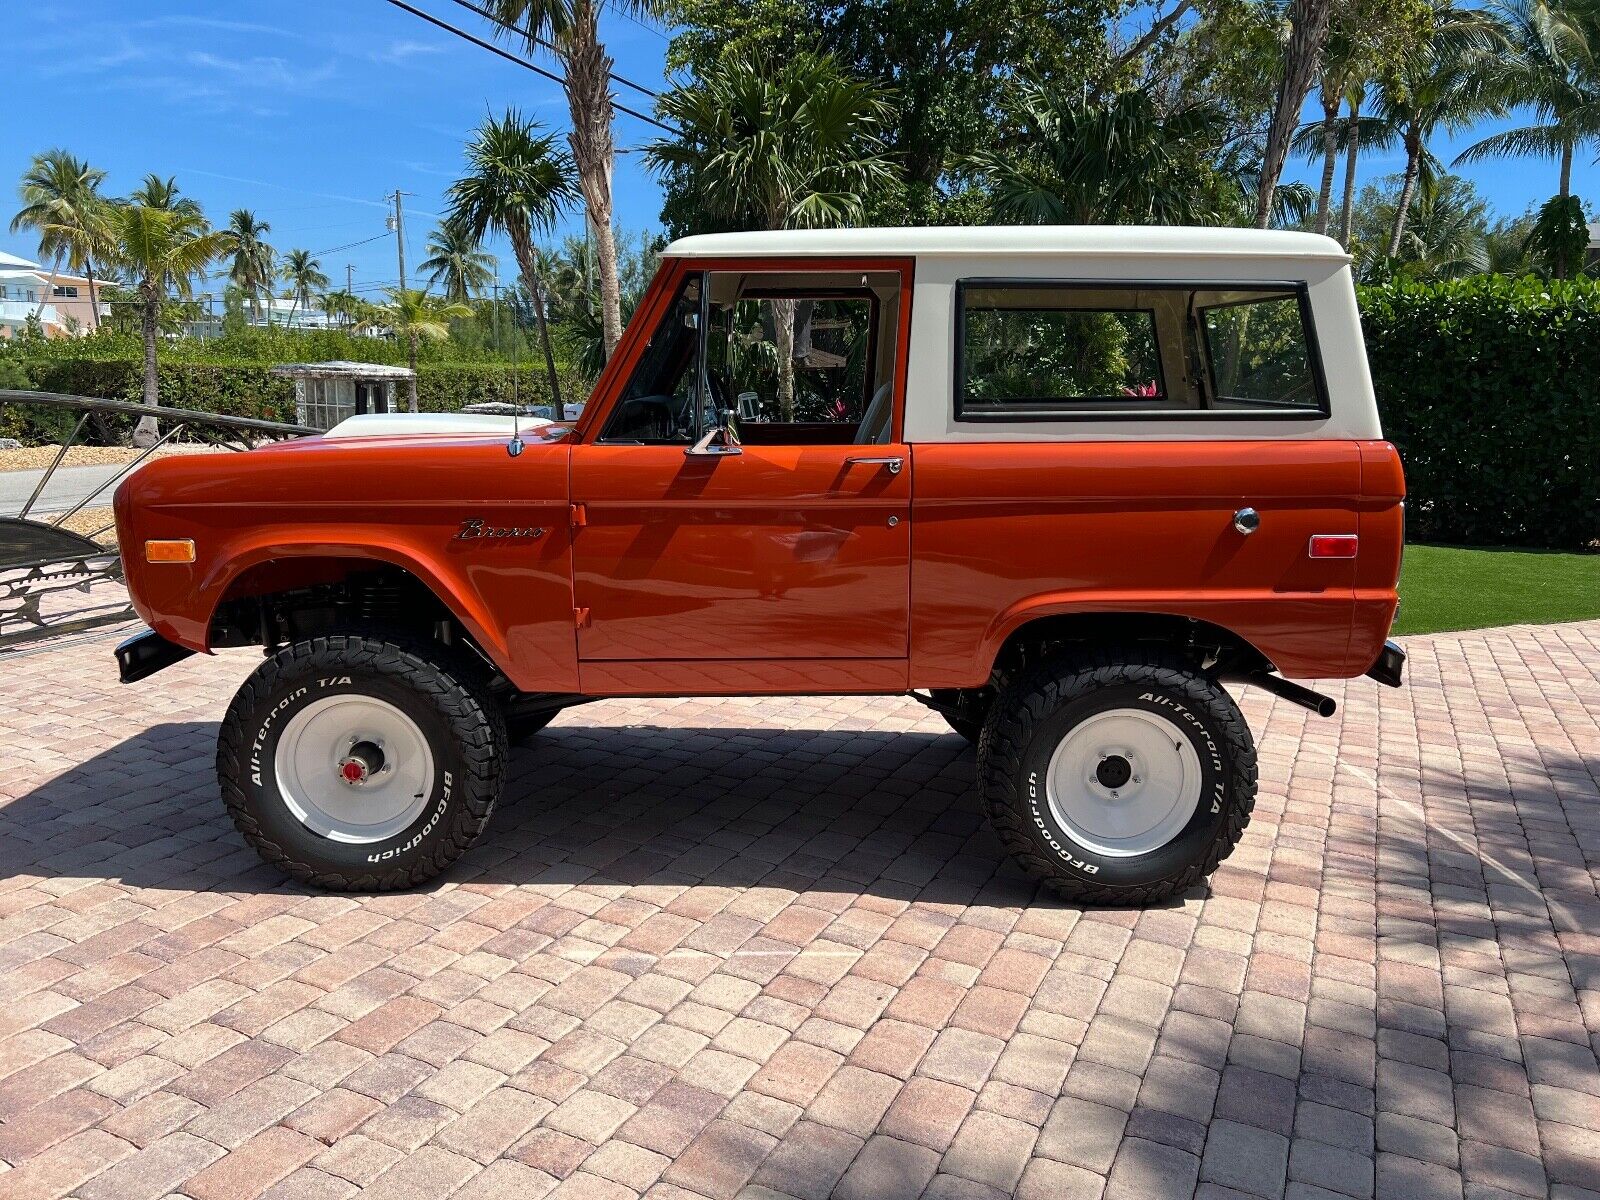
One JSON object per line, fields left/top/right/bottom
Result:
{"left": 574, "top": 606, "right": 591, "bottom": 629}
{"left": 569, "top": 502, "right": 587, "bottom": 528}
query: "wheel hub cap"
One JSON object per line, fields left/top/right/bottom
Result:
{"left": 1045, "top": 709, "right": 1202, "bottom": 857}
{"left": 337, "top": 741, "right": 386, "bottom": 786}
{"left": 275, "top": 696, "right": 434, "bottom": 844}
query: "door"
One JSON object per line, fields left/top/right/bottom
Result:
{"left": 569, "top": 262, "right": 913, "bottom": 680}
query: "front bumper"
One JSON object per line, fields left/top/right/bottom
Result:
{"left": 116, "top": 628, "right": 196, "bottom": 684}
{"left": 1365, "top": 639, "right": 1406, "bottom": 688}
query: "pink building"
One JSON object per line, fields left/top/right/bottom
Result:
{"left": 0, "top": 249, "right": 108, "bottom": 337}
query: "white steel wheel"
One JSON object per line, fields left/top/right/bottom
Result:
{"left": 1044, "top": 707, "right": 1202, "bottom": 858}
{"left": 274, "top": 694, "right": 436, "bottom": 844}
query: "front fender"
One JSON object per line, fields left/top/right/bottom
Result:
{"left": 115, "top": 440, "right": 578, "bottom": 692}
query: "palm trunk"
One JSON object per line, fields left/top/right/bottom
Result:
{"left": 407, "top": 331, "right": 419, "bottom": 412}
{"left": 85, "top": 262, "right": 101, "bottom": 330}
{"left": 508, "top": 224, "right": 564, "bottom": 417}
{"left": 1338, "top": 103, "right": 1360, "bottom": 249}
{"left": 1255, "top": 0, "right": 1334, "bottom": 228}
{"left": 34, "top": 251, "right": 63, "bottom": 324}
{"left": 774, "top": 297, "right": 796, "bottom": 422}
{"left": 1387, "top": 129, "right": 1421, "bottom": 258}
{"left": 561, "top": 16, "right": 623, "bottom": 360}
{"left": 1314, "top": 89, "right": 1340, "bottom": 236}
{"left": 135, "top": 280, "right": 161, "bottom": 447}
{"left": 1556, "top": 140, "right": 1574, "bottom": 278}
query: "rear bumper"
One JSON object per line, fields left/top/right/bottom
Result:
{"left": 116, "top": 628, "right": 196, "bottom": 684}
{"left": 1365, "top": 639, "right": 1406, "bottom": 688}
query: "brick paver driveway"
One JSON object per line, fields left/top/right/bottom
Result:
{"left": 1, "top": 622, "right": 1596, "bottom": 1200}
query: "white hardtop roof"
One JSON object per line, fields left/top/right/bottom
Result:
{"left": 270, "top": 360, "right": 416, "bottom": 379}
{"left": 663, "top": 225, "right": 1350, "bottom": 263}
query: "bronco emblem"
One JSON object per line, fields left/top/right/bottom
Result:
{"left": 453, "top": 518, "right": 547, "bottom": 541}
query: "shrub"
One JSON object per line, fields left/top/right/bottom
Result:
{"left": 1359, "top": 275, "right": 1600, "bottom": 550}
{"left": 4, "top": 358, "right": 591, "bottom": 442}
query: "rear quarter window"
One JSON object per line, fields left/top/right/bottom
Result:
{"left": 954, "top": 280, "right": 1329, "bottom": 421}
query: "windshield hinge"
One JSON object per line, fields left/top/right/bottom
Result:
{"left": 569, "top": 502, "right": 587, "bottom": 528}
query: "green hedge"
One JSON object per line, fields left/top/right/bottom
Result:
{"left": 1, "top": 357, "right": 591, "bottom": 442}
{"left": 1359, "top": 275, "right": 1600, "bottom": 550}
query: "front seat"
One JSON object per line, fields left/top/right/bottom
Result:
{"left": 855, "top": 382, "right": 892, "bottom": 444}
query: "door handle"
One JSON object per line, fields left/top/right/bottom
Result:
{"left": 846, "top": 456, "right": 903, "bottom": 475}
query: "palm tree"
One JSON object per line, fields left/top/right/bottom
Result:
{"left": 10, "top": 150, "right": 111, "bottom": 328}
{"left": 1293, "top": 101, "right": 1401, "bottom": 247}
{"left": 487, "top": 0, "right": 661, "bottom": 361}
{"left": 1391, "top": 173, "right": 1492, "bottom": 277}
{"left": 104, "top": 199, "right": 226, "bottom": 444}
{"left": 445, "top": 108, "right": 578, "bottom": 414}
{"left": 1453, "top": 0, "right": 1600, "bottom": 276}
{"left": 647, "top": 51, "right": 895, "bottom": 419}
{"left": 419, "top": 222, "right": 496, "bottom": 303}
{"left": 224, "top": 210, "right": 275, "bottom": 325}
{"left": 280, "top": 248, "right": 329, "bottom": 329}
{"left": 1377, "top": 0, "right": 1505, "bottom": 255}
{"left": 379, "top": 288, "right": 472, "bottom": 412}
{"left": 966, "top": 82, "right": 1231, "bottom": 226}
{"left": 129, "top": 174, "right": 204, "bottom": 218}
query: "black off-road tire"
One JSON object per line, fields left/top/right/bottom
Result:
{"left": 217, "top": 633, "right": 507, "bottom": 891}
{"left": 930, "top": 687, "right": 993, "bottom": 746}
{"left": 977, "top": 648, "right": 1257, "bottom": 905}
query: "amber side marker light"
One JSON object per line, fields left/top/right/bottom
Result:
{"left": 1308, "top": 534, "right": 1359, "bottom": 559}
{"left": 144, "top": 539, "right": 196, "bottom": 564}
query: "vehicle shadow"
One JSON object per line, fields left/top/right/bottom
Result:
{"left": 0, "top": 718, "right": 1125, "bottom": 912}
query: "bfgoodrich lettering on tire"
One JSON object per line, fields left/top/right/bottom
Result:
{"left": 217, "top": 634, "right": 506, "bottom": 891}
{"left": 978, "top": 648, "right": 1257, "bottom": 905}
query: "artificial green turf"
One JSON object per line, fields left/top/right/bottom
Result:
{"left": 1391, "top": 544, "right": 1600, "bottom": 636}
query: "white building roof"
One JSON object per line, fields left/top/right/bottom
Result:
{"left": 270, "top": 361, "right": 416, "bottom": 379}
{"left": 0, "top": 250, "right": 41, "bottom": 270}
{"left": 663, "top": 225, "right": 1351, "bottom": 263}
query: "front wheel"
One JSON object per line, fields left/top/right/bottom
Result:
{"left": 978, "top": 650, "right": 1257, "bottom": 905}
{"left": 217, "top": 634, "right": 506, "bottom": 891}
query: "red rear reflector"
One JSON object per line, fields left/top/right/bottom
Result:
{"left": 1308, "top": 534, "right": 1358, "bottom": 559}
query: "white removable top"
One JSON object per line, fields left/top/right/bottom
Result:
{"left": 663, "top": 225, "right": 1352, "bottom": 264}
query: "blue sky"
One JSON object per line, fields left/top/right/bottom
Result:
{"left": 7, "top": 0, "right": 1595, "bottom": 297}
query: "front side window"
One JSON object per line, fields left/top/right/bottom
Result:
{"left": 602, "top": 268, "right": 902, "bottom": 445}
{"left": 600, "top": 276, "right": 702, "bottom": 443}
{"left": 956, "top": 281, "right": 1326, "bottom": 419}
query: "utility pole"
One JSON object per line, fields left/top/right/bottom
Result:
{"left": 389, "top": 190, "right": 410, "bottom": 292}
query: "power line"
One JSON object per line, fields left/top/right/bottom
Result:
{"left": 311, "top": 231, "right": 393, "bottom": 256}
{"left": 444, "top": 0, "right": 662, "bottom": 100}
{"left": 376, "top": 0, "right": 679, "bottom": 135}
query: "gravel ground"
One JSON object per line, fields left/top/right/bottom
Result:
{"left": 0, "top": 443, "right": 221, "bottom": 472}
{"left": 50, "top": 505, "right": 119, "bottom": 546}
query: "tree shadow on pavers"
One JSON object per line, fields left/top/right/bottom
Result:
{"left": 0, "top": 718, "right": 1114, "bottom": 912}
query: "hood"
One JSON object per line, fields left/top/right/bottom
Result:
{"left": 322, "top": 412, "right": 553, "bottom": 439}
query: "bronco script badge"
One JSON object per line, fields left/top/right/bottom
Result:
{"left": 453, "top": 518, "right": 547, "bottom": 541}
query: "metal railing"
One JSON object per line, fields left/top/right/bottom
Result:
{"left": 0, "top": 389, "right": 316, "bottom": 652}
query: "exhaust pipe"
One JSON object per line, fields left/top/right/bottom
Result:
{"left": 1247, "top": 672, "right": 1337, "bottom": 718}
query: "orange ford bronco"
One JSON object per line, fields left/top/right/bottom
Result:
{"left": 114, "top": 227, "right": 1406, "bottom": 903}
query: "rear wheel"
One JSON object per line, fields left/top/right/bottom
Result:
{"left": 217, "top": 634, "right": 506, "bottom": 891}
{"left": 978, "top": 649, "right": 1256, "bottom": 905}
